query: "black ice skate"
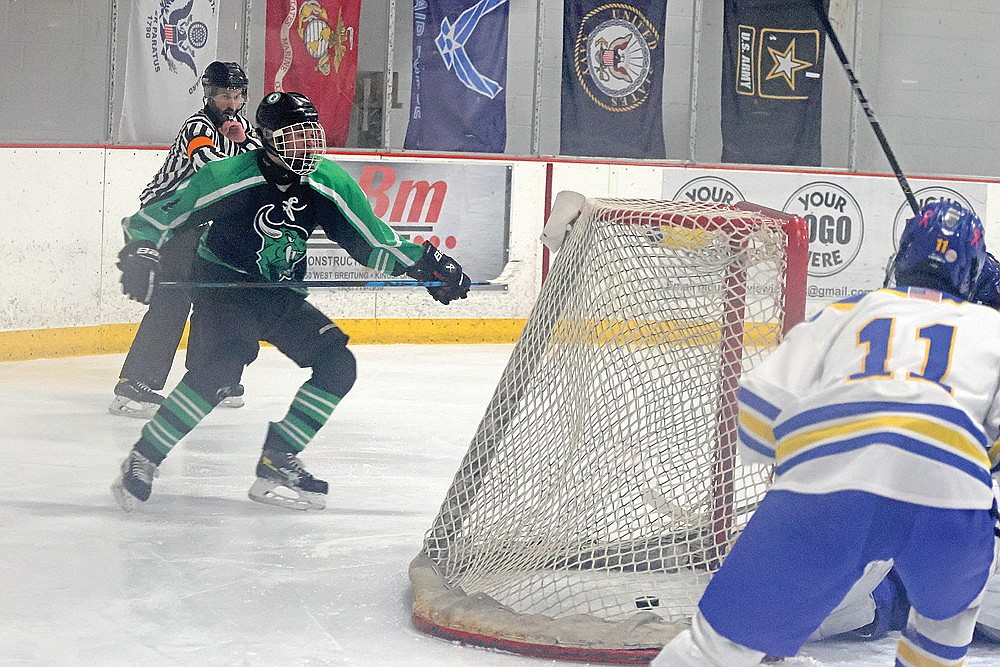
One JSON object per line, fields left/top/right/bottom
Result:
{"left": 248, "top": 450, "right": 328, "bottom": 511}
{"left": 111, "top": 449, "right": 159, "bottom": 512}
{"left": 109, "top": 379, "right": 165, "bottom": 419}
{"left": 219, "top": 383, "right": 246, "bottom": 409}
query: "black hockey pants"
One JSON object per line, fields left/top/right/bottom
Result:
{"left": 181, "top": 277, "right": 357, "bottom": 402}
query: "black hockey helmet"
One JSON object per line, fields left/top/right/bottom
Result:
{"left": 202, "top": 61, "right": 249, "bottom": 90}
{"left": 256, "top": 91, "right": 320, "bottom": 131}
{"left": 255, "top": 91, "right": 326, "bottom": 175}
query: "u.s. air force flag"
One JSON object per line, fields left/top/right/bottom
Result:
{"left": 721, "top": 0, "right": 828, "bottom": 166}
{"left": 118, "top": 0, "right": 220, "bottom": 144}
{"left": 560, "top": 1, "right": 666, "bottom": 159}
{"left": 404, "top": 0, "right": 509, "bottom": 153}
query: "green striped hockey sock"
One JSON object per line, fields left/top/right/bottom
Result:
{"left": 133, "top": 380, "right": 215, "bottom": 464}
{"left": 264, "top": 381, "right": 342, "bottom": 454}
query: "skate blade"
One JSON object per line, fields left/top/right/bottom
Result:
{"left": 219, "top": 396, "right": 245, "bottom": 408}
{"left": 108, "top": 396, "right": 159, "bottom": 420}
{"left": 110, "top": 477, "right": 137, "bottom": 512}
{"left": 248, "top": 479, "right": 325, "bottom": 511}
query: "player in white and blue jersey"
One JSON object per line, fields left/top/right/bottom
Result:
{"left": 654, "top": 201, "right": 1000, "bottom": 666}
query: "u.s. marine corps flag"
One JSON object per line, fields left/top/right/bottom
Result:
{"left": 721, "top": 0, "right": 829, "bottom": 166}
{"left": 560, "top": 1, "right": 666, "bottom": 159}
{"left": 264, "top": 0, "right": 362, "bottom": 147}
{"left": 118, "top": 0, "right": 220, "bottom": 144}
{"left": 404, "top": 0, "right": 509, "bottom": 153}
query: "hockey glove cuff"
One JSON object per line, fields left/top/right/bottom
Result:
{"left": 118, "top": 241, "right": 160, "bottom": 304}
{"left": 407, "top": 241, "right": 471, "bottom": 305}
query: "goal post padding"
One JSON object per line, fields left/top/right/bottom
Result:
{"left": 410, "top": 197, "right": 809, "bottom": 663}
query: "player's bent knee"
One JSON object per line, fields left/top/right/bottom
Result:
{"left": 906, "top": 605, "right": 980, "bottom": 654}
{"left": 310, "top": 343, "right": 357, "bottom": 398}
{"left": 180, "top": 371, "right": 233, "bottom": 407}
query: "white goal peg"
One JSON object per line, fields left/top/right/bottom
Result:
{"left": 541, "top": 190, "right": 588, "bottom": 252}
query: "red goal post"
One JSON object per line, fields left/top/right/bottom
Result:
{"left": 410, "top": 196, "right": 809, "bottom": 663}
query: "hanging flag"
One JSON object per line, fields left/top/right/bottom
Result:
{"left": 560, "top": 1, "right": 666, "bottom": 159}
{"left": 404, "top": 0, "right": 509, "bottom": 153}
{"left": 264, "top": 0, "right": 363, "bottom": 147}
{"left": 721, "top": 0, "right": 828, "bottom": 166}
{"left": 118, "top": 0, "right": 220, "bottom": 144}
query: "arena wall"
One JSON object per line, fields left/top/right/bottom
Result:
{"left": 1, "top": 147, "right": 997, "bottom": 361}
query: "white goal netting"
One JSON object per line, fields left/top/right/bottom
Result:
{"left": 410, "top": 197, "right": 809, "bottom": 662}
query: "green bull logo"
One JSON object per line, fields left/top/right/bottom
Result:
{"left": 254, "top": 198, "right": 308, "bottom": 281}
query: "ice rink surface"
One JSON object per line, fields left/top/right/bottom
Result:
{"left": 3, "top": 344, "right": 1000, "bottom": 666}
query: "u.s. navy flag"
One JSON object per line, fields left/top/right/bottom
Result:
{"left": 118, "top": 0, "right": 220, "bottom": 144}
{"left": 264, "top": 0, "right": 363, "bottom": 148}
{"left": 560, "top": 1, "right": 666, "bottom": 159}
{"left": 404, "top": 0, "right": 509, "bottom": 153}
{"left": 721, "top": 0, "right": 828, "bottom": 166}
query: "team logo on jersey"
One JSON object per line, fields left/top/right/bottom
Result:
{"left": 783, "top": 182, "right": 864, "bottom": 278}
{"left": 736, "top": 27, "right": 820, "bottom": 100}
{"left": 890, "top": 187, "right": 976, "bottom": 251}
{"left": 572, "top": 4, "right": 660, "bottom": 112}
{"left": 146, "top": 0, "right": 213, "bottom": 90}
{"left": 254, "top": 197, "right": 309, "bottom": 281}
{"left": 434, "top": 0, "right": 509, "bottom": 99}
{"left": 672, "top": 177, "right": 745, "bottom": 207}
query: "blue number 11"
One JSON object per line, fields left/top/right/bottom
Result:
{"left": 849, "top": 317, "right": 955, "bottom": 393}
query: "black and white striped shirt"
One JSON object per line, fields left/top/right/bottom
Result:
{"left": 139, "top": 108, "right": 262, "bottom": 206}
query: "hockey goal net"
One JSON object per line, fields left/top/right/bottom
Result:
{"left": 410, "top": 195, "right": 809, "bottom": 663}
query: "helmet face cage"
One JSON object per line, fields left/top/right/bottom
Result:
{"left": 266, "top": 121, "right": 326, "bottom": 175}
{"left": 890, "top": 201, "right": 986, "bottom": 299}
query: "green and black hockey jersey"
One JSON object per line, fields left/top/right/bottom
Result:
{"left": 123, "top": 150, "right": 425, "bottom": 283}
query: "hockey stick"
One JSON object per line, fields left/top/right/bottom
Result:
{"left": 157, "top": 279, "right": 502, "bottom": 290}
{"left": 812, "top": 0, "right": 920, "bottom": 216}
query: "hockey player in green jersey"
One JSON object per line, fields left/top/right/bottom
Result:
{"left": 111, "top": 91, "right": 471, "bottom": 512}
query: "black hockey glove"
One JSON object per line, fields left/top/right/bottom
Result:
{"left": 117, "top": 241, "right": 160, "bottom": 304}
{"left": 407, "top": 241, "right": 471, "bottom": 305}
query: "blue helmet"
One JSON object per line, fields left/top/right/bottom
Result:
{"left": 973, "top": 252, "right": 1000, "bottom": 308}
{"left": 891, "top": 201, "right": 986, "bottom": 299}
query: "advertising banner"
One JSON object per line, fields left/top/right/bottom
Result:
{"left": 404, "top": 0, "right": 509, "bottom": 153}
{"left": 306, "top": 159, "right": 511, "bottom": 282}
{"left": 118, "top": 0, "right": 220, "bottom": 144}
{"left": 721, "top": 0, "right": 828, "bottom": 166}
{"left": 264, "top": 0, "right": 363, "bottom": 147}
{"left": 560, "top": 1, "right": 667, "bottom": 159}
{"left": 662, "top": 169, "right": 988, "bottom": 312}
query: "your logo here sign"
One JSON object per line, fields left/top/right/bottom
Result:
{"left": 662, "top": 168, "right": 988, "bottom": 307}
{"left": 306, "top": 160, "right": 511, "bottom": 282}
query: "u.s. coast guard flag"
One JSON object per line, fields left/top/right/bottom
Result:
{"left": 118, "top": 0, "right": 220, "bottom": 144}
{"left": 721, "top": 0, "right": 828, "bottom": 166}
{"left": 404, "top": 0, "right": 509, "bottom": 153}
{"left": 560, "top": 1, "right": 666, "bottom": 159}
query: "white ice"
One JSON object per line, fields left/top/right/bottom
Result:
{"left": 2, "top": 344, "right": 999, "bottom": 666}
